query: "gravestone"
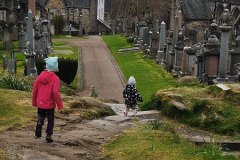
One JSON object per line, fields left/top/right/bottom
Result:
{"left": 170, "top": 14, "right": 179, "bottom": 72}
{"left": 158, "top": 21, "right": 166, "bottom": 64}
{"left": 18, "top": 24, "right": 26, "bottom": 51}
{"left": 173, "top": 31, "right": 184, "bottom": 77}
{"left": 149, "top": 20, "right": 159, "bottom": 59}
{"left": 203, "top": 35, "right": 220, "bottom": 84}
{"left": 12, "top": 25, "right": 18, "bottom": 41}
{"left": 149, "top": 31, "right": 159, "bottom": 58}
{"left": 195, "top": 49, "right": 204, "bottom": 81}
{"left": 122, "top": 18, "right": 127, "bottom": 34}
{"left": 42, "top": 20, "right": 50, "bottom": 54}
{"left": 215, "top": 9, "right": 232, "bottom": 83}
{"left": 230, "top": 35, "right": 240, "bottom": 76}
{"left": 8, "top": 51, "right": 16, "bottom": 74}
{"left": 26, "top": 9, "right": 33, "bottom": 49}
{"left": 0, "top": 26, "right": 3, "bottom": 40}
{"left": 33, "top": 18, "right": 42, "bottom": 54}
{"left": 25, "top": 9, "right": 37, "bottom": 76}
{"left": 143, "top": 27, "right": 149, "bottom": 45}
{"left": 159, "top": 21, "right": 166, "bottom": 51}
{"left": 183, "top": 47, "right": 197, "bottom": 76}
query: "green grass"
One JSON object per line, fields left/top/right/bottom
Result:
{"left": 102, "top": 35, "right": 176, "bottom": 106}
{"left": 52, "top": 41, "right": 67, "bottom": 46}
{"left": 153, "top": 86, "right": 240, "bottom": 137}
{"left": 0, "top": 88, "right": 35, "bottom": 131}
{"left": 103, "top": 123, "right": 237, "bottom": 160}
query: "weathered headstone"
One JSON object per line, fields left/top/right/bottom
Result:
{"left": 215, "top": 9, "right": 232, "bottom": 83}
{"left": 18, "top": 24, "right": 26, "bottom": 50}
{"left": 158, "top": 21, "right": 166, "bottom": 64}
{"left": 143, "top": 27, "right": 149, "bottom": 45}
{"left": 159, "top": 21, "right": 166, "bottom": 51}
{"left": 230, "top": 35, "right": 240, "bottom": 76}
{"left": 171, "top": 14, "right": 179, "bottom": 75}
{"left": 26, "top": 9, "right": 33, "bottom": 48}
{"left": 204, "top": 35, "right": 220, "bottom": 84}
{"left": 12, "top": 25, "right": 18, "bottom": 41}
{"left": 8, "top": 50, "right": 16, "bottom": 74}
{"left": 173, "top": 31, "right": 184, "bottom": 77}
{"left": 25, "top": 9, "right": 37, "bottom": 76}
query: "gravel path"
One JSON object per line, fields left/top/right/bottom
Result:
{"left": 0, "top": 103, "right": 159, "bottom": 160}
{"left": 61, "top": 36, "right": 126, "bottom": 103}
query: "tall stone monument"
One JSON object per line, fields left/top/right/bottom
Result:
{"left": 215, "top": 9, "right": 232, "bottom": 83}
{"left": 25, "top": 9, "right": 37, "bottom": 76}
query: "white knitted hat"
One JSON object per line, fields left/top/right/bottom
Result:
{"left": 128, "top": 76, "right": 136, "bottom": 85}
{"left": 44, "top": 57, "right": 59, "bottom": 72}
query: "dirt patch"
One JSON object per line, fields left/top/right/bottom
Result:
{"left": 0, "top": 103, "right": 159, "bottom": 160}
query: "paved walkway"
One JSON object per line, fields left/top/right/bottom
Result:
{"left": 68, "top": 36, "right": 126, "bottom": 103}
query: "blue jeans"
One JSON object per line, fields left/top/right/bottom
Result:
{"left": 37, "top": 108, "right": 55, "bottom": 136}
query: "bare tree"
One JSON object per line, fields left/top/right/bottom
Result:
{"left": 110, "top": 0, "right": 172, "bottom": 22}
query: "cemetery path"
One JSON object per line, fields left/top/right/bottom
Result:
{"left": 58, "top": 36, "right": 126, "bottom": 103}
{"left": 0, "top": 103, "right": 159, "bottom": 160}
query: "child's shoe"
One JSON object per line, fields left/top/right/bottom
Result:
{"left": 133, "top": 108, "right": 138, "bottom": 117}
{"left": 46, "top": 135, "right": 53, "bottom": 143}
{"left": 35, "top": 123, "right": 42, "bottom": 138}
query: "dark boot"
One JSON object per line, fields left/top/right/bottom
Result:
{"left": 35, "top": 123, "right": 42, "bottom": 138}
{"left": 46, "top": 135, "right": 53, "bottom": 143}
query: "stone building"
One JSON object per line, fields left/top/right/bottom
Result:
{"left": 1, "top": 0, "right": 115, "bottom": 35}
{"left": 44, "top": 0, "right": 115, "bottom": 34}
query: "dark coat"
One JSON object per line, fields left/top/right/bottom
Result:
{"left": 123, "top": 84, "right": 142, "bottom": 107}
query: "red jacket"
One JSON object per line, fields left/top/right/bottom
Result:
{"left": 32, "top": 70, "right": 63, "bottom": 110}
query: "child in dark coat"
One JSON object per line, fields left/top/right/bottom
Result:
{"left": 123, "top": 76, "right": 142, "bottom": 116}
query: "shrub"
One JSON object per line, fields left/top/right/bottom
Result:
{"left": 149, "top": 119, "right": 162, "bottom": 130}
{"left": 35, "top": 57, "right": 45, "bottom": 75}
{"left": 197, "top": 144, "right": 223, "bottom": 160}
{"left": 51, "top": 15, "right": 66, "bottom": 34}
{"left": 162, "top": 103, "right": 189, "bottom": 118}
{"left": 126, "top": 36, "right": 134, "bottom": 43}
{"left": 191, "top": 98, "right": 209, "bottom": 114}
{"left": 177, "top": 76, "right": 201, "bottom": 87}
{"left": 35, "top": 57, "right": 78, "bottom": 85}
{"left": 141, "top": 95, "right": 162, "bottom": 111}
{"left": 0, "top": 76, "right": 31, "bottom": 91}
{"left": 56, "top": 58, "right": 78, "bottom": 85}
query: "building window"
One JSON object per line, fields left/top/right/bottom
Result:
{"left": 70, "top": 8, "right": 74, "bottom": 15}
{"left": 50, "top": 9, "right": 56, "bottom": 15}
{"left": 104, "top": 13, "right": 108, "bottom": 20}
{"left": 79, "top": 9, "right": 82, "bottom": 17}
{"left": 0, "top": 9, "right": 7, "bottom": 21}
{"left": 61, "top": 9, "right": 65, "bottom": 15}
{"left": 75, "top": 9, "right": 79, "bottom": 15}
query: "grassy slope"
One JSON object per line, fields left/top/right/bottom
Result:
{"left": 102, "top": 35, "right": 176, "bottom": 105}
{"left": 101, "top": 35, "right": 239, "bottom": 160}
{"left": 104, "top": 125, "right": 201, "bottom": 160}
{"left": 0, "top": 88, "right": 34, "bottom": 131}
{"left": 103, "top": 123, "right": 237, "bottom": 160}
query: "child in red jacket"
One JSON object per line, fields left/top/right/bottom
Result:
{"left": 32, "top": 57, "right": 63, "bottom": 143}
